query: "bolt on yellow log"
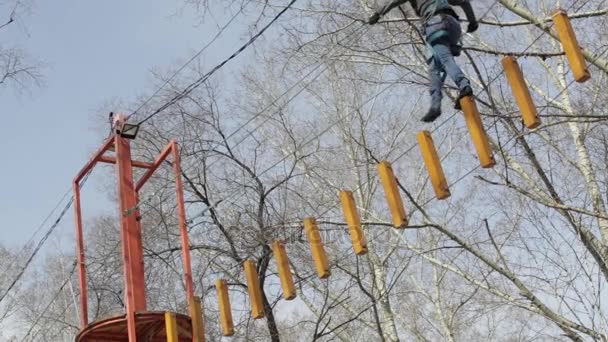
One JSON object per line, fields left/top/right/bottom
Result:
{"left": 339, "top": 191, "right": 368, "bottom": 255}
{"left": 459, "top": 96, "right": 496, "bottom": 169}
{"left": 416, "top": 131, "right": 451, "bottom": 200}
{"left": 243, "top": 260, "right": 265, "bottom": 319}
{"left": 501, "top": 56, "right": 541, "bottom": 129}
{"left": 271, "top": 240, "right": 297, "bottom": 300}
{"left": 552, "top": 9, "right": 591, "bottom": 83}
{"left": 189, "top": 296, "right": 206, "bottom": 342}
{"left": 377, "top": 161, "right": 408, "bottom": 228}
{"left": 215, "top": 279, "right": 235, "bottom": 336}
{"left": 303, "top": 218, "right": 331, "bottom": 279}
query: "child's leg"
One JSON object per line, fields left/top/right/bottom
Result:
{"left": 422, "top": 55, "right": 449, "bottom": 122}
{"left": 431, "top": 38, "right": 470, "bottom": 92}
{"left": 429, "top": 57, "right": 445, "bottom": 111}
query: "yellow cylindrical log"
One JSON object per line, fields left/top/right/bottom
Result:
{"left": 416, "top": 131, "right": 451, "bottom": 200}
{"left": 501, "top": 56, "right": 541, "bottom": 129}
{"left": 243, "top": 260, "right": 265, "bottom": 319}
{"left": 215, "top": 279, "right": 235, "bottom": 336}
{"left": 303, "top": 218, "right": 331, "bottom": 279}
{"left": 271, "top": 241, "right": 297, "bottom": 300}
{"left": 552, "top": 9, "right": 591, "bottom": 83}
{"left": 164, "top": 312, "right": 179, "bottom": 342}
{"left": 339, "top": 191, "right": 368, "bottom": 255}
{"left": 377, "top": 161, "right": 408, "bottom": 228}
{"left": 459, "top": 96, "right": 496, "bottom": 169}
{"left": 189, "top": 296, "right": 206, "bottom": 342}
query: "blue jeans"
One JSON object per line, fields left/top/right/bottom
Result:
{"left": 424, "top": 15, "right": 470, "bottom": 109}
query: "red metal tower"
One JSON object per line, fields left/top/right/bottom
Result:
{"left": 72, "top": 114, "right": 204, "bottom": 341}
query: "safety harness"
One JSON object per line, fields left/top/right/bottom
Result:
{"left": 422, "top": 0, "right": 458, "bottom": 44}
{"left": 422, "top": 0, "right": 463, "bottom": 64}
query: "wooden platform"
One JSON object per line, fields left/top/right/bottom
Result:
{"left": 76, "top": 312, "right": 192, "bottom": 342}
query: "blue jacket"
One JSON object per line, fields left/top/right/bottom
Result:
{"left": 374, "top": 0, "right": 476, "bottom": 23}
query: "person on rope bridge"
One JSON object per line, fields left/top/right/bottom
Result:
{"left": 368, "top": 0, "right": 479, "bottom": 122}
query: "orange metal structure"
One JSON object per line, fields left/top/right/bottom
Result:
{"left": 416, "top": 131, "right": 451, "bottom": 200}
{"left": 76, "top": 312, "right": 193, "bottom": 341}
{"left": 339, "top": 191, "right": 368, "bottom": 255}
{"left": 460, "top": 96, "right": 496, "bottom": 169}
{"left": 552, "top": 9, "right": 591, "bottom": 83}
{"left": 501, "top": 56, "right": 541, "bottom": 129}
{"left": 303, "top": 218, "right": 331, "bottom": 279}
{"left": 72, "top": 114, "right": 201, "bottom": 341}
{"left": 377, "top": 161, "right": 408, "bottom": 228}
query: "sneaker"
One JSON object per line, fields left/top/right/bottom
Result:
{"left": 422, "top": 107, "right": 442, "bottom": 122}
{"left": 459, "top": 85, "right": 473, "bottom": 99}
{"left": 454, "top": 86, "right": 473, "bottom": 110}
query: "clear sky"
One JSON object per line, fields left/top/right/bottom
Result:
{"left": 0, "top": 0, "right": 246, "bottom": 249}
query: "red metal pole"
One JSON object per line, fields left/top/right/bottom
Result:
{"left": 72, "top": 136, "right": 113, "bottom": 329}
{"left": 73, "top": 137, "right": 115, "bottom": 183}
{"left": 135, "top": 142, "right": 174, "bottom": 192}
{"left": 72, "top": 181, "right": 88, "bottom": 328}
{"left": 115, "top": 134, "right": 147, "bottom": 341}
{"left": 98, "top": 155, "right": 154, "bottom": 169}
{"left": 171, "top": 142, "right": 195, "bottom": 302}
